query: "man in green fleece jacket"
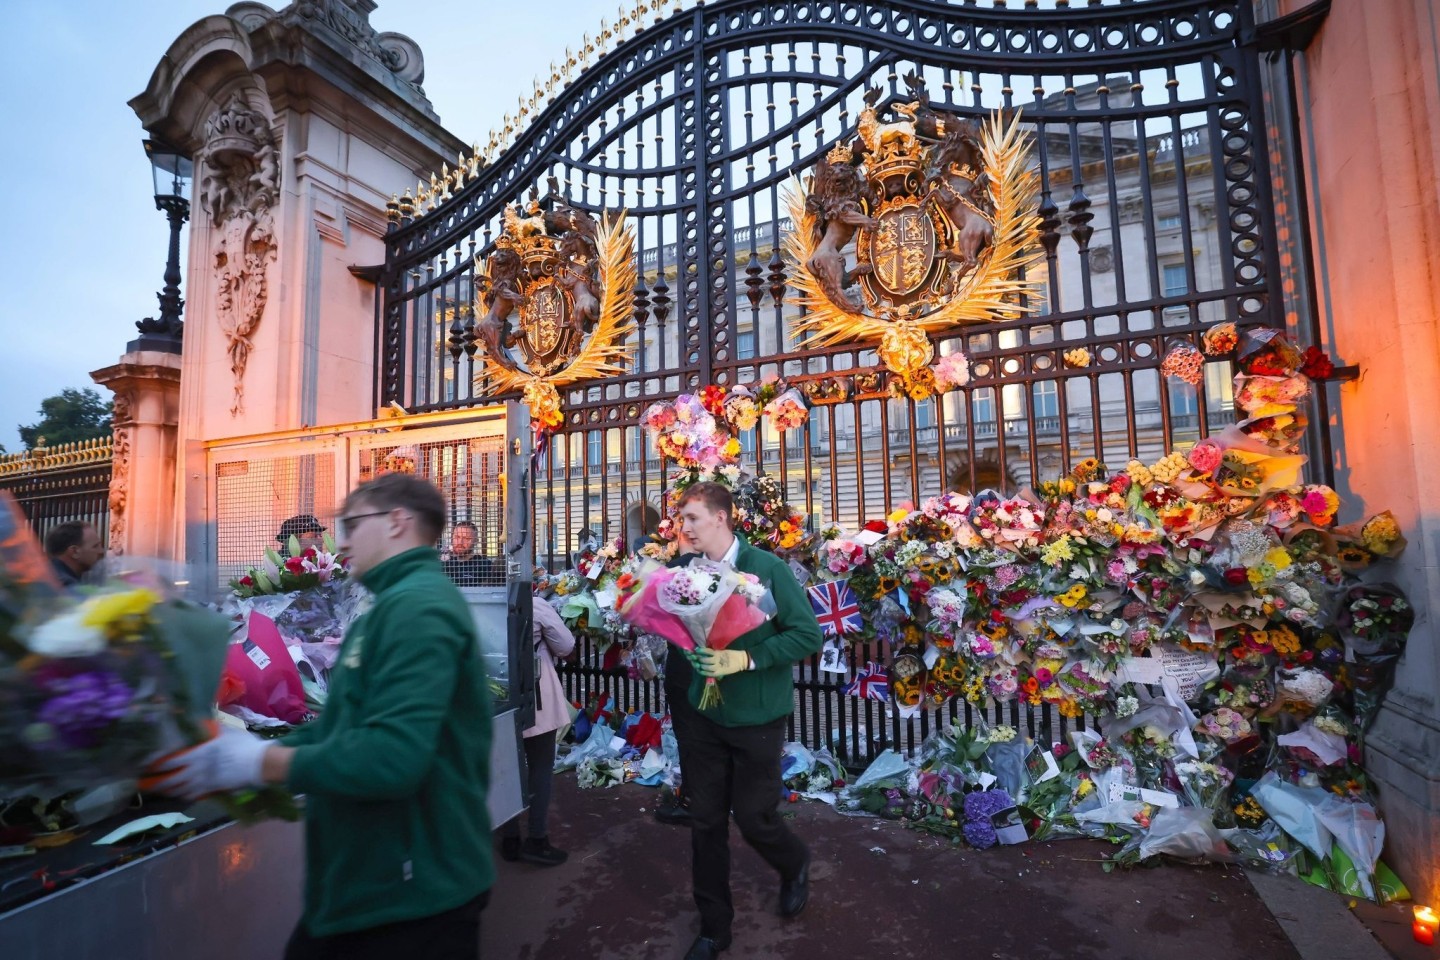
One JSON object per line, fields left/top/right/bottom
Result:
{"left": 675, "top": 482, "right": 824, "bottom": 960}
{"left": 154, "top": 473, "right": 493, "bottom": 959}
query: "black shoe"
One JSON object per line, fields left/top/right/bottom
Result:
{"left": 683, "top": 935, "right": 729, "bottom": 960}
{"left": 655, "top": 799, "right": 693, "bottom": 826}
{"left": 519, "top": 837, "right": 568, "bottom": 867}
{"left": 499, "top": 836, "right": 520, "bottom": 862}
{"left": 779, "top": 852, "right": 810, "bottom": 918}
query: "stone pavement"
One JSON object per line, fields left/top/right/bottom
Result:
{"left": 482, "top": 775, "right": 1329, "bottom": 960}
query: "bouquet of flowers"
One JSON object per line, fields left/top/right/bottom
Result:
{"left": 222, "top": 535, "right": 367, "bottom": 720}
{"left": 0, "top": 496, "right": 233, "bottom": 795}
{"left": 617, "top": 557, "right": 773, "bottom": 708}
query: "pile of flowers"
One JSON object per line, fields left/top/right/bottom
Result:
{"left": 640, "top": 378, "right": 809, "bottom": 472}
{"left": 546, "top": 326, "right": 1418, "bottom": 893}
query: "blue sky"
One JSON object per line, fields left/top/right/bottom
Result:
{"left": 0, "top": 0, "right": 624, "bottom": 451}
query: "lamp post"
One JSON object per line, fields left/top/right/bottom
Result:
{"left": 129, "top": 140, "right": 193, "bottom": 353}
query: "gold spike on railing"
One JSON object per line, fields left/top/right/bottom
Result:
{"left": 0, "top": 436, "right": 114, "bottom": 477}
{"left": 406, "top": 0, "right": 704, "bottom": 223}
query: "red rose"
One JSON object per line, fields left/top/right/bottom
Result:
{"left": 285, "top": 557, "right": 306, "bottom": 574}
{"left": 1300, "top": 346, "right": 1335, "bottom": 380}
{"left": 239, "top": 575, "right": 254, "bottom": 587}
{"left": 1223, "top": 568, "right": 1248, "bottom": 586}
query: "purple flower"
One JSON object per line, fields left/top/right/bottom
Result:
{"left": 963, "top": 819, "right": 998, "bottom": 849}
{"left": 963, "top": 788, "right": 1015, "bottom": 822}
{"left": 35, "top": 671, "right": 133, "bottom": 749}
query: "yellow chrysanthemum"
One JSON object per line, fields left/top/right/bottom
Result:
{"left": 80, "top": 588, "right": 162, "bottom": 630}
{"left": 1269, "top": 625, "right": 1301, "bottom": 656}
{"left": 1265, "top": 547, "right": 1292, "bottom": 572}
{"left": 1125, "top": 459, "right": 1153, "bottom": 487}
{"left": 1040, "top": 535, "right": 1075, "bottom": 567}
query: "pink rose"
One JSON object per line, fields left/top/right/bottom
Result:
{"left": 1188, "top": 439, "right": 1224, "bottom": 474}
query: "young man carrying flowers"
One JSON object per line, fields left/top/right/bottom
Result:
{"left": 673, "top": 482, "right": 824, "bottom": 960}
{"left": 153, "top": 473, "right": 493, "bottom": 960}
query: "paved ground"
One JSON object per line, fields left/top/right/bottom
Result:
{"left": 482, "top": 775, "right": 1305, "bottom": 960}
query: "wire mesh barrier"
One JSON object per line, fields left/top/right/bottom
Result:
{"left": 356, "top": 436, "right": 509, "bottom": 587}
{"left": 213, "top": 449, "right": 339, "bottom": 586}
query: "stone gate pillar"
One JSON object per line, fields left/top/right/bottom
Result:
{"left": 90, "top": 351, "right": 183, "bottom": 559}
{"left": 125, "top": 0, "right": 465, "bottom": 560}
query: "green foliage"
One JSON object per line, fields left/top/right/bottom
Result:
{"left": 18, "top": 388, "right": 112, "bottom": 449}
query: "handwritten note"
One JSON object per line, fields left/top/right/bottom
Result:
{"left": 1156, "top": 644, "right": 1220, "bottom": 700}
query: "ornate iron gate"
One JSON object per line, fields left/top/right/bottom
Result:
{"left": 380, "top": 0, "right": 1286, "bottom": 761}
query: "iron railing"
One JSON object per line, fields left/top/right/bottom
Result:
{"left": 0, "top": 440, "right": 113, "bottom": 547}
{"left": 385, "top": 0, "right": 1285, "bottom": 762}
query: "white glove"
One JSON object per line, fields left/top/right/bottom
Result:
{"left": 149, "top": 727, "right": 270, "bottom": 800}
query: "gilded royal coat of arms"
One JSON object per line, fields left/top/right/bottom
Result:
{"left": 474, "top": 195, "right": 635, "bottom": 430}
{"left": 785, "top": 74, "right": 1043, "bottom": 395}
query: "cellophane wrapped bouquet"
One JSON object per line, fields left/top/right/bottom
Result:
{"left": 616, "top": 557, "right": 774, "bottom": 708}
{"left": 0, "top": 495, "right": 232, "bottom": 808}
{"left": 222, "top": 535, "right": 368, "bottom": 722}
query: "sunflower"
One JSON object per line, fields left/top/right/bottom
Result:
{"left": 877, "top": 576, "right": 899, "bottom": 596}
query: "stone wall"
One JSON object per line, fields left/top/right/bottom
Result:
{"left": 1281, "top": 0, "right": 1440, "bottom": 905}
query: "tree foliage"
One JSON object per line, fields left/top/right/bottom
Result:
{"left": 18, "top": 388, "right": 113, "bottom": 449}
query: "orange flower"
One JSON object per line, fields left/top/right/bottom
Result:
{"left": 615, "top": 572, "right": 636, "bottom": 591}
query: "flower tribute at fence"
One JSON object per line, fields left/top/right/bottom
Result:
{"left": 543, "top": 327, "right": 1416, "bottom": 894}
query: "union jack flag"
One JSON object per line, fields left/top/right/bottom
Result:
{"left": 841, "top": 661, "right": 890, "bottom": 702}
{"left": 807, "top": 579, "right": 863, "bottom": 637}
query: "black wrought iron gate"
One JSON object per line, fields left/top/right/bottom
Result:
{"left": 381, "top": 0, "right": 1291, "bottom": 763}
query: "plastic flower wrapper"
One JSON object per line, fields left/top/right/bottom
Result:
{"left": 1174, "top": 759, "right": 1236, "bottom": 823}
{"left": 984, "top": 724, "right": 1029, "bottom": 799}
{"left": 616, "top": 557, "right": 774, "bottom": 709}
{"left": 781, "top": 742, "right": 844, "bottom": 800}
{"left": 1333, "top": 582, "right": 1412, "bottom": 656}
{"left": 1250, "top": 770, "right": 1334, "bottom": 860}
{"left": 762, "top": 386, "right": 810, "bottom": 432}
{"left": 1137, "top": 806, "right": 1231, "bottom": 861}
{"left": 1312, "top": 795, "right": 1385, "bottom": 900}
{"left": 835, "top": 748, "right": 915, "bottom": 818}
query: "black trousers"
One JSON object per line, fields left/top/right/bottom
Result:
{"left": 501, "top": 729, "right": 559, "bottom": 838}
{"left": 665, "top": 652, "right": 698, "bottom": 796}
{"left": 283, "top": 891, "right": 489, "bottom": 960}
{"left": 686, "top": 712, "right": 808, "bottom": 942}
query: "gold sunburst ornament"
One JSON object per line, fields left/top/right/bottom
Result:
{"left": 474, "top": 201, "right": 637, "bottom": 431}
{"left": 784, "top": 87, "right": 1043, "bottom": 393}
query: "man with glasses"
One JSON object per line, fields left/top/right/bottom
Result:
{"left": 153, "top": 473, "right": 494, "bottom": 959}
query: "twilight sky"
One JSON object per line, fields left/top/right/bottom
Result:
{"left": 0, "top": 0, "right": 628, "bottom": 451}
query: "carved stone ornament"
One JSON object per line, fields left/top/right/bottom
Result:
{"left": 473, "top": 198, "right": 636, "bottom": 430}
{"left": 283, "top": 0, "right": 426, "bottom": 87}
{"left": 107, "top": 392, "right": 135, "bottom": 556}
{"left": 784, "top": 72, "right": 1043, "bottom": 393}
{"left": 199, "top": 94, "right": 280, "bottom": 416}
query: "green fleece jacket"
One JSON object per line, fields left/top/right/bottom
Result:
{"left": 281, "top": 547, "right": 493, "bottom": 937}
{"left": 688, "top": 538, "right": 824, "bottom": 727}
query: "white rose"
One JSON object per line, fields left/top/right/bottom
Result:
{"left": 1096, "top": 508, "right": 1113, "bottom": 524}
{"left": 25, "top": 610, "right": 107, "bottom": 658}
{"left": 1189, "top": 569, "right": 1208, "bottom": 586}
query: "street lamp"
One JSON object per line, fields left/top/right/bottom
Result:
{"left": 129, "top": 139, "right": 194, "bottom": 353}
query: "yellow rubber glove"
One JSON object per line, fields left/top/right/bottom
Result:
{"left": 694, "top": 648, "right": 749, "bottom": 678}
